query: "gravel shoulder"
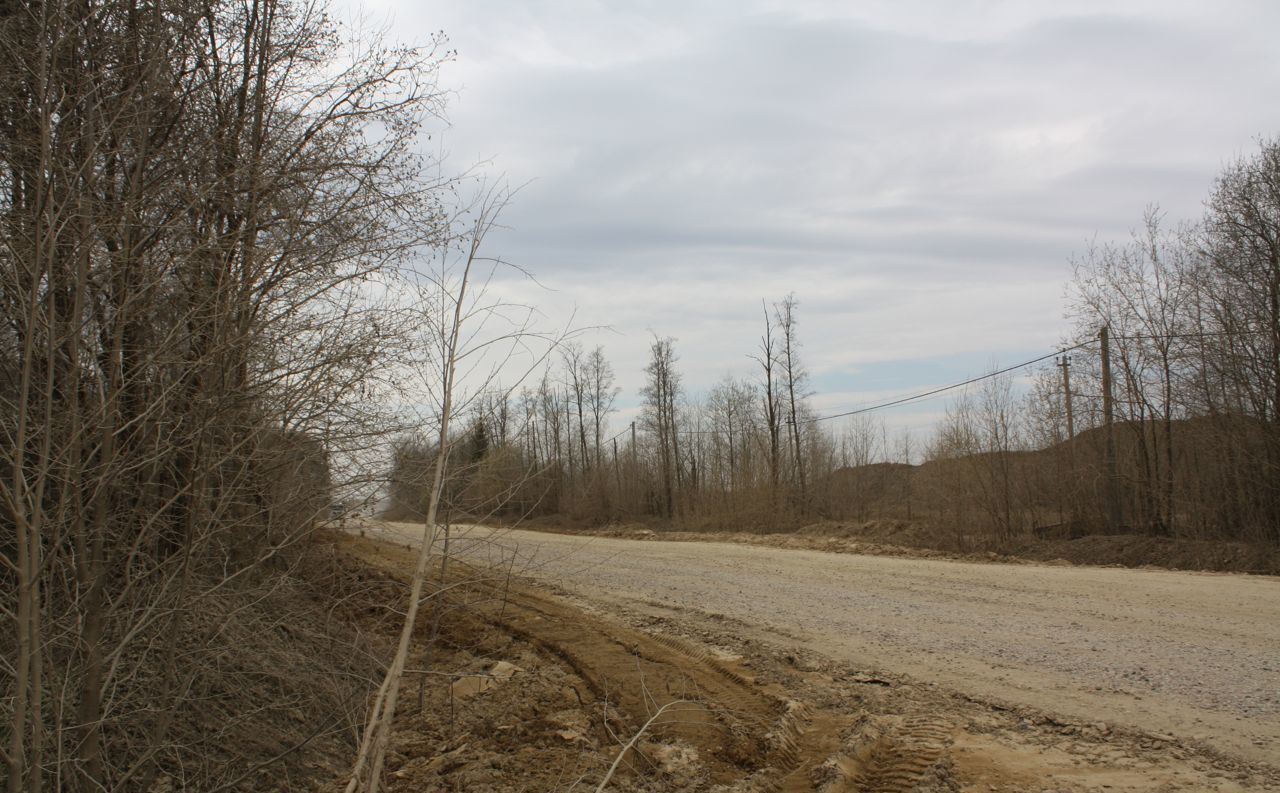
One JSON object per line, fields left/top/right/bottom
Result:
{"left": 375, "top": 522, "right": 1280, "bottom": 771}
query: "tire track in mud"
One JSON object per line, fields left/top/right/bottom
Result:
{"left": 773, "top": 705, "right": 847, "bottom": 793}
{"left": 484, "top": 587, "right": 875, "bottom": 790}
{"left": 343, "top": 534, "right": 852, "bottom": 789}
{"left": 486, "top": 584, "right": 830, "bottom": 784}
{"left": 345, "top": 528, "right": 1280, "bottom": 793}
{"left": 826, "top": 716, "right": 955, "bottom": 792}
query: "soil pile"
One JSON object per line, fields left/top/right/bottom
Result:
{"left": 537, "top": 517, "right": 1280, "bottom": 575}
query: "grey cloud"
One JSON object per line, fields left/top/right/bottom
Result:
{"left": 368, "top": 0, "right": 1280, "bottom": 401}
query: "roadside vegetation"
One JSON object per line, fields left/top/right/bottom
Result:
{"left": 390, "top": 141, "right": 1280, "bottom": 561}
{"left": 0, "top": 0, "right": 469, "bottom": 788}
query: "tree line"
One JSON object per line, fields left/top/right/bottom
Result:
{"left": 391, "top": 138, "right": 1280, "bottom": 548}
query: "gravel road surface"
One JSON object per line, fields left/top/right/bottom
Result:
{"left": 380, "top": 522, "right": 1280, "bottom": 767}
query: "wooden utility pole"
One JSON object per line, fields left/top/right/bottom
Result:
{"left": 1058, "top": 353, "right": 1077, "bottom": 525}
{"left": 564, "top": 389, "right": 575, "bottom": 483}
{"left": 1058, "top": 354, "right": 1075, "bottom": 440}
{"left": 630, "top": 421, "right": 637, "bottom": 508}
{"left": 1100, "top": 327, "right": 1123, "bottom": 531}
{"left": 613, "top": 437, "right": 621, "bottom": 497}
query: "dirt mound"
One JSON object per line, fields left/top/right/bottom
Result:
{"left": 791, "top": 520, "right": 1280, "bottom": 574}
{"left": 797, "top": 519, "right": 940, "bottom": 545}
{"left": 1004, "top": 534, "right": 1280, "bottom": 574}
{"left": 550, "top": 516, "right": 1280, "bottom": 575}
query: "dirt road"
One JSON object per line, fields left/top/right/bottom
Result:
{"left": 377, "top": 522, "right": 1280, "bottom": 772}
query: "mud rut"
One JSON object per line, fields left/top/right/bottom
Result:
{"left": 347, "top": 535, "right": 957, "bottom": 792}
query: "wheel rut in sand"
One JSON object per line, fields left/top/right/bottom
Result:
{"left": 347, "top": 534, "right": 851, "bottom": 790}
{"left": 340, "top": 529, "right": 1280, "bottom": 792}
{"left": 482, "top": 583, "right": 852, "bottom": 788}
{"left": 827, "top": 716, "right": 955, "bottom": 792}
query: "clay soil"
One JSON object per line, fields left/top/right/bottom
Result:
{"left": 328, "top": 525, "right": 1280, "bottom": 792}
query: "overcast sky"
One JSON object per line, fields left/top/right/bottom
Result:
{"left": 351, "top": 0, "right": 1280, "bottom": 435}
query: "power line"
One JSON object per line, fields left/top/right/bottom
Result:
{"left": 798, "top": 339, "right": 1097, "bottom": 425}
{"left": 558, "top": 327, "right": 1271, "bottom": 441}
{"left": 797, "top": 325, "right": 1273, "bottom": 426}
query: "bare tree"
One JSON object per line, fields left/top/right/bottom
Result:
{"left": 774, "top": 293, "right": 809, "bottom": 506}
{"left": 1, "top": 0, "right": 451, "bottom": 788}
{"left": 751, "top": 300, "right": 783, "bottom": 511}
{"left": 706, "top": 376, "right": 757, "bottom": 510}
{"left": 561, "top": 341, "right": 591, "bottom": 473}
{"left": 642, "top": 336, "right": 682, "bottom": 518}
{"left": 1199, "top": 137, "right": 1280, "bottom": 542}
{"left": 1068, "top": 209, "right": 1196, "bottom": 533}
{"left": 347, "top": 183, "right": 564, "bottom": 793}
{"left": 586, "top": 345, "right": 620, "bottom": 466}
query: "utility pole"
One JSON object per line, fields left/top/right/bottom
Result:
{"left": 1057, "top": 354, "right": 1077, "bottom": 526}
{"left": 564, "top": 389, "right": 574, "bottom": 483}
{"left": 613, "top": 436, "right": 621, "bottom": 497}
{"left": 1100, "top": 327, "right": 1122, "bottom": 531}
{"left": 1058, "top": 354, "right": 1075, "bottom": 440}
{"left": 629, "top": 421, "right": 637, "bottom": 509}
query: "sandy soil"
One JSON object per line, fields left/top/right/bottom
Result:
{"left": 353, "top": 521, "right": 1279, "bottom": 791}
{"left": 378, "top": 523, "right": 1279, "bottom": 764}
{"left": 336, "top": 532, "right": 873, "bottom": 791}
